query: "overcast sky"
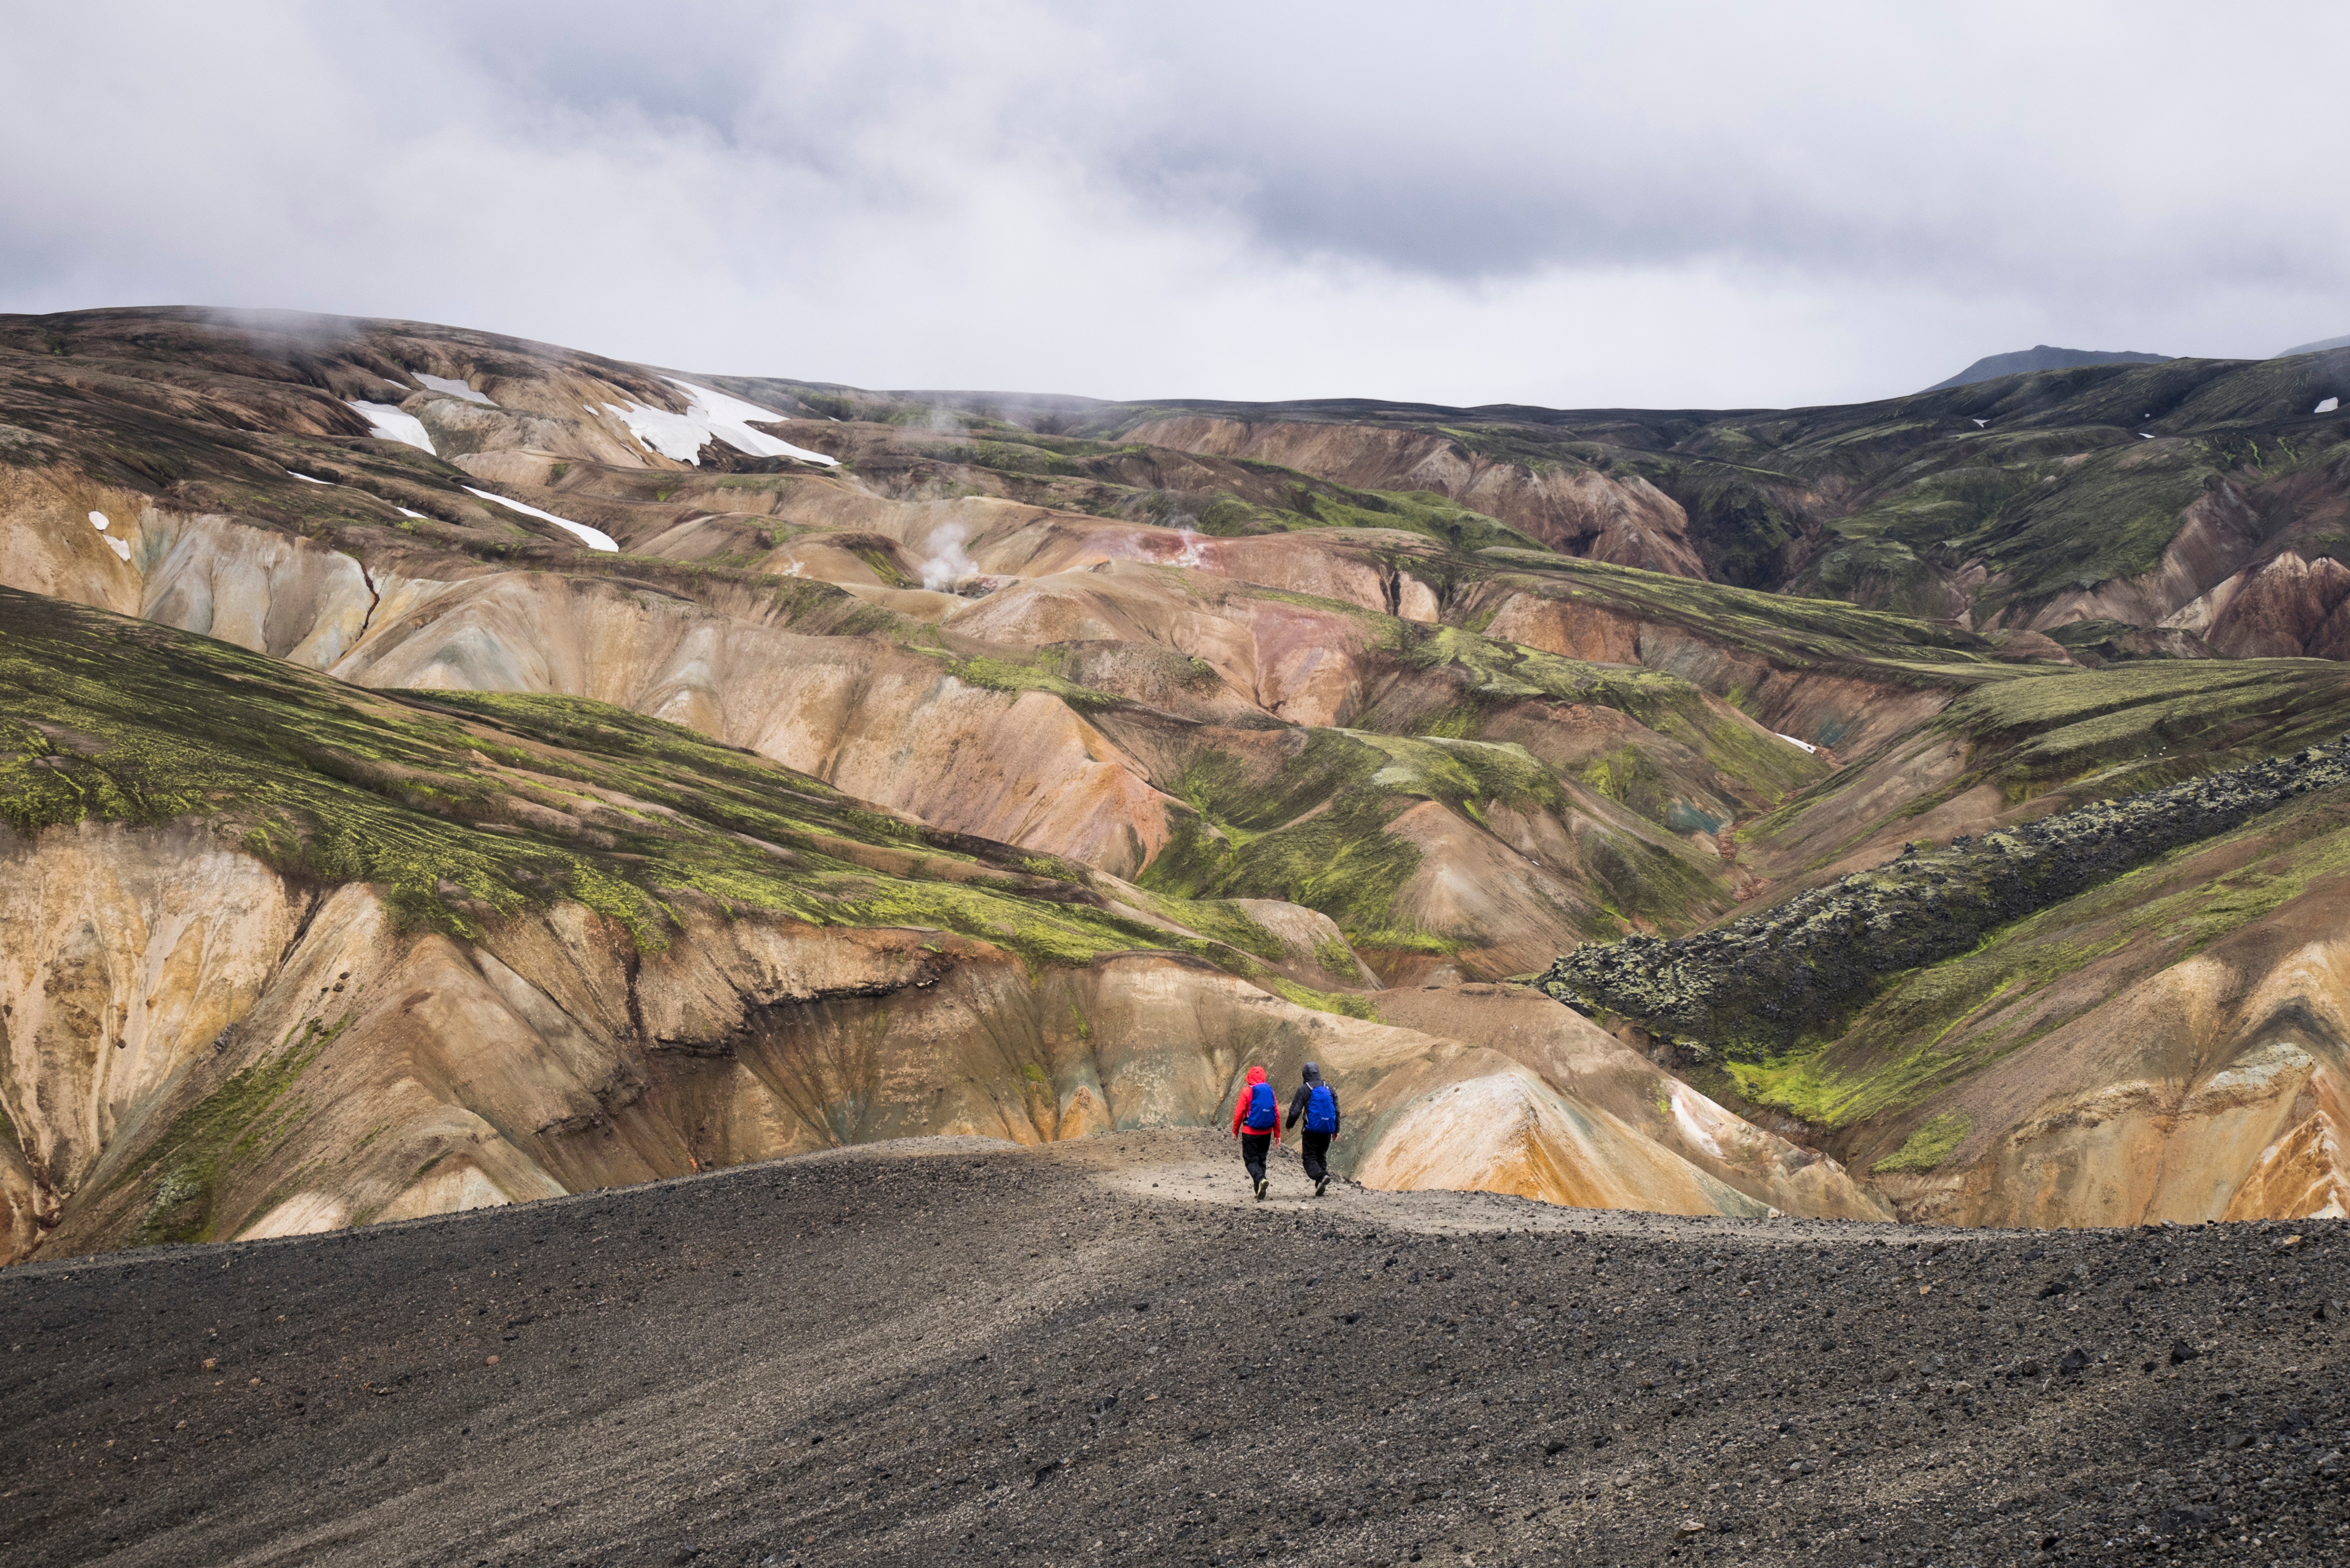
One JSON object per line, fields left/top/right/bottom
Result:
{"left": 4, "top": 2, "right": 2343, "bottom": 408}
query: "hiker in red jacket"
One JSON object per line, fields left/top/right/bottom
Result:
{"left": 1230, "top": 1064, "right": 1281, "bottom": 1201}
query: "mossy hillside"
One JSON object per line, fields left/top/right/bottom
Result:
{"left": 1724, "top": 786, "right": 2350, "bottom": 1136}
{"left": 1950, "top": 440, "right": 2232, "bottom": 613}
{"left": 1993, "top": 351, "right": 2349, "bottom": 435}
{"left": 1734, "top": 657, "right": 2350, "bottom": 865}
{"left": 1047, "top": 352, "right": 2348, "bottom": 621}
{"left": 942, "top": 652, "right": 1130, "bottom": 712}
{"left": 1547, "top": 734, "right": 2350, "bottom": 1060}
{"left": 2040, "top": 619, "right": 2212, "bottom": 666}
{"left": 0, "top": 590, "right": 1272, "bottom": 975}
{"left": 1262, "top": 976, "right": 1380, "bottom": 1021}
{"left": 1109, "top": 472, "right": 1547, "bottom": 555}
{"left": 1138, "top": 725, "right": 1715, "bottom": 946}
{"left": 730, "top": 402, "right": 1557, "bottom": 558}
{"left": 1468, "top": 551, "right": 2005, "bottom": 679}
{"left": 1278, "top": 487, "right": 1544, "bottom": 554}
{"left": 1365, "top": 621, "right": 1822, "bottom": 809}
{"left": 121, "top": 1011, "right": 344, "bottom": 1247}
{"left": 1929, "top": 658, "right": 2350, "bottom": 803}
{"left": 1534, "top": 443, "right": 1819, "bottom": 589}
{"left": 1792, "top": 534, "right": 1954, "bottom": 618}
{"left": 539, "top": 558, "right": 920, "bottom": 643}
{"left": 1139, "top": 732, "right": 1423, "bottom": 939}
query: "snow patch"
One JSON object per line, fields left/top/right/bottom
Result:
{"left": 1971, "top": 418, "right": 1988, "bottom": 428}
{"left": 2139, "top": 432, "right": 2154, "bottom": 440}
{"left": 286, "top": 469, "right": 331, "bottom": 484}
{"left": 462, "top": 486, "right": 617, "bottom": 552}
{"left": 415, "top": 373, "right": 495, "bottom": 406}
{"left": 87, "top": 509, "right": 128, "bottom": 559}
{"left": 917, "top": 522, "right": 977, "bottom": 589}
{"left": 602, "top": 379, "right": 837, "bottom": 468}
{"left": 1775, "top": 732, "right": 1818, "bottom": 754}
{"left": 2319, "top": 397, "right": 2341, "bottom": 414}
{"left": 397, "top": 507, "right": 426, "bottom": 519}
{"left": 346, "top": 399, "right": 437, "bottom": 454}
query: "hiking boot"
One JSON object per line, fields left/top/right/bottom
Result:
{"left": 1254, "top": 1177, "right": 1268, "bottom": 1202}
{"left": 1314, "top": 1177, "right": 1328, "bottom": 1197}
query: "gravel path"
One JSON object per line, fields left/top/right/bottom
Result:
{"left": 4, "top": 1130, "right": 2346, "bottom": 1566}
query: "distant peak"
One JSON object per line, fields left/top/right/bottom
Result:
{"left": 1923, "top": 345, "right": 2172, "bottom": 393}
{"left": 2276, "top": 333, "right": 2350, "bottom": 358}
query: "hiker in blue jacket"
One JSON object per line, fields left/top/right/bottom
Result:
{"left": 1285, "top": 1062, "right": 1341, "bottom": 1197}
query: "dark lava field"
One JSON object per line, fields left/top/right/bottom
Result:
{"left": 4, "top": 1130, "right": 2346, "bottom": 1567}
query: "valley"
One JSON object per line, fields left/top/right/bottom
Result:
{"left": 5, "top": 307, "right": 2350, "bottom": 1264}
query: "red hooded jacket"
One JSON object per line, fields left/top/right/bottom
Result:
{"left": 1230, "top": 1064, "right": 1281, "bottom": 1142}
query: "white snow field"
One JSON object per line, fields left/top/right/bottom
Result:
{"left": 346, "top": 400, "right": 437, "bottom": 454}
{"left": 347, "top": 399, "right": 442, "bottom": 453}
{"left": 2319, "top": 397, "right": 2341, "bottom": 414}
{"left": 286, "top": 470, "right": 331, "bottom": 484}
{"left": 1776, "top": 732, "right": 1820, "bottom": 753}
{"left": 461, "top": 486, "right": 618, "bottom": 552}
{"left": 415, "top": 373, "right": 496, "bottom": 406}
{"left": 602, "top": 379, "right": 837, "bottom": 468}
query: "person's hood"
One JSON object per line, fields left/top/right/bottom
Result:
{"left": 1243, "top": 1065, "right": 1269, "bottom": 1086}
{"left": 1302, "top": 1062, "right": 1322, "bottom": 1083}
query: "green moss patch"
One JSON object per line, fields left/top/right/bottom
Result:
{"left": 122, "top": 1014, "right": 342, "bottom": 1246}
{"left": 0, "top": 589, "right": 1251, "bottom": 975}
{"left": 1870, "top": 1113, "right": 1972, "bottom": 1174}
{"left": 1263, "top": 977, "right": 1380, "bottom": 1020}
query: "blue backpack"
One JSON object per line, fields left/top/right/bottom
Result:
{"left": 1304, "top": 1082, "right": 1338, "bottom": 1133}
{"left": 1243, "top": 1081, "right": 1278, "bottom": 1130}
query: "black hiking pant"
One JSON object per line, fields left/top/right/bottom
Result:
{"left": 1300, "top": 1129, "right": 1333, "bottom": 1186}
{"left": 1239, "top": 1132, "right": 1272, "bottom": 1188}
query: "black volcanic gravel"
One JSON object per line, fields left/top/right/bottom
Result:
{"left": 4, "top": 1130, "right": 2347, "bottom": 1567}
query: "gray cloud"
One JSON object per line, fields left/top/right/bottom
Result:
{"left": 0, "top": 1, "right": 2342, "bottom": 408}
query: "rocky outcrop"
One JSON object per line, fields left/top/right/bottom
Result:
{"left": 1475, "top": 585, "right": 1961, "bottom": 756}
{"left": 2163, "top": 550, "right": 2350, "bottom": 659}
{"left": 1546, "top": 735, "right": 2350, "bottom": 1052}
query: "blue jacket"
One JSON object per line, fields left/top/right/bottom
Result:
{"left": 1286, "top": 1081, "right": 1340, "bottom": 1134}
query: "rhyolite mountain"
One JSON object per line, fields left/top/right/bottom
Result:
{"left": 4, "top": 303, "right": 2350, "bottom": 1264}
